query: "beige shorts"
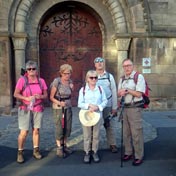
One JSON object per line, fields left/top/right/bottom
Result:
{"left": 18, "top": 109, "right": 43, "bottom": 130}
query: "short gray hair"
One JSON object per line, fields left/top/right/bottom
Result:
{"left": 85, "top": 70, "right": 97, "bottom": 82}
{"left": 122, "top": 58, "right": 133, "bottom": 65}
{"left": 25, "top": 60, "right": 38, "bottom": 70}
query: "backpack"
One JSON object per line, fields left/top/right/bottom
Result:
{"left": 122, "top": 72, "right": 151, "bottom": 108}
{"left": 49, "top": 77, "right": 72, "bottom": 103}
{"left": 49, "top": 77, "right": 61, "bottom": 101}
{"left": 97, "top": 72, "right": 113, "bottom": 99}
{"left": 82, "top": 85, "right": 102, "bottom": 97}
{"left": 21, "top": 75, "right": 43, "bottom": 95}
{"left": 97, "top": 72, "right": 111, "bottom": 87}
{"left": 19, "top": 75, "right": 44, "bottom": 108}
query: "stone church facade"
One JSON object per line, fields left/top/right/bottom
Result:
{"left": 0, "top": 0, "right": 176, "bottom": 114}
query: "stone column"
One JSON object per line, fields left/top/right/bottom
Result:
{"left": 0, "top": 34, "right": 12, "bottom": 114}
{"left": 12, "top": 33, "right": 27, "bottom": 82}
{"left": 115, "top": 38, "right": 131, "bottom": 78}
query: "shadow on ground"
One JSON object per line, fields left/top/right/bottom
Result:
{"left": 144, "top": 127, "right": 176, "bottom": 160}
{"left": 1, "top": 127, "right": 176, "bottom": 176}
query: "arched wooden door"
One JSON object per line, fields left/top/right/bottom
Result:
{"left": 39, "top": 3, "right": 102, "bottom": 106}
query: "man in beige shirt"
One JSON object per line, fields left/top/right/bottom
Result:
{"left": 118, "top": 58, "right": 145, "bottom": 166}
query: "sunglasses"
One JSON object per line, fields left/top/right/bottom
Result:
{"left": 94, "top": 58, "right": 104, "bottom": 63}
{"left": 89, "top": 76, "right": 98, "bottom": 80}
{"left": 27, "top": 68, "right": 36, "bottom": 71}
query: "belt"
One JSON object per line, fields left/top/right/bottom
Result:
{"left": 54, "top": 95, "right": 71, "bottom": 101}
{"left": 124, "top": 100, "right": 144, "bottom": 108}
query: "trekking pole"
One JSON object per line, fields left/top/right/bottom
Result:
{"left": 61, "top": 107, "right": 66, "bottom": 158}
{"left": 118, "top": 96, "right": 125, "bottom": 168}
{"left": 89, "top": 125, "right": 93, "bottom": 164}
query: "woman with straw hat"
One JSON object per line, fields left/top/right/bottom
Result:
{"left": 78, "top": 70, "right": 107, "bottom": 163}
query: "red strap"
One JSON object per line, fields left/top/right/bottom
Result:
{"left": 133, "top": 72, "right": 139, "bottom": 84}
{"left": 83, "top": 85, "right": 102, "bottom": 96}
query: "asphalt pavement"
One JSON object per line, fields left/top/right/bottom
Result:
{"left": 0, "top": 108, "right": 176, "bottom": 176}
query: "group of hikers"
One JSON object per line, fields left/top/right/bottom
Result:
{"left": 14, "top": 57, "right": 146, "bottom": 166}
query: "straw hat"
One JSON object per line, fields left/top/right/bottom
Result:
{"left": 79, "top": 110, "right": 100, "bottom": 127}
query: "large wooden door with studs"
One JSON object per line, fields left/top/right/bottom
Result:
{"left": 39, "top": 4, "right": 102, "bottom": 106}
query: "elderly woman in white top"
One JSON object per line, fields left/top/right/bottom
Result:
{"left": 78, "top": 70, "right": 107, "bottom": 163}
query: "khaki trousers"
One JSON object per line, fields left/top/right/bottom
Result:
{"left": 122, "top": 107, "right": 144, "bottom": 160}
{"left": 82, "top": 118, "right": 102, "bottom": 154}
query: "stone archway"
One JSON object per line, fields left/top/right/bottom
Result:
{"left": 13, "top": 0, "right": 127, "bottom": 33}
{"left": 11, "top": 0, "right": 128, "bottom": 79}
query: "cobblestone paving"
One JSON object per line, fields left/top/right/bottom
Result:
{"left": 0, "top": 108, "right": 157, "bottom": 151}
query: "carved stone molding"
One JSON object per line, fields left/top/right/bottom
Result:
{"left": 115, "top": 38, "right": 131, "bottom": 51}
{"left": 11, "top": 33, "right": 28, "bottom": 80}
{"left": 12, "top": 33, "right": 27, "bottom": 50}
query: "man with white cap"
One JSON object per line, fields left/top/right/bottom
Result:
{"left": 94, "top": 57, "right": 118, "bottom": 153}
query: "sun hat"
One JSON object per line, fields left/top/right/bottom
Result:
{"left": 79, "top": 110, "right": 100, "bottom": 127}
{"left": 94, "top": 57, "right": 105, "bottom": 63}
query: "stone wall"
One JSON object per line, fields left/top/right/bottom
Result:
{"left": 149, "top": 0, "right": 176, "bottom": 33}
{"left": 1, "top": 0, "right": 176, "bottom": 113}
{"left": 0, "top": 36, "right": 13, "bottom": 114}
{"left": 130, "top": 37, "right": 176, "bottom": 110}
{"left": 0, "top": 0, "right": 13, "bottom": 32}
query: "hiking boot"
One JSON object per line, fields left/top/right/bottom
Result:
{"left": 17, "top": 150, "right": 24, "bottom": 163}
{"left": 33, "top": 147, "right": 42, "bottom": 159}
{"left": 64, "top": 146, "right": 73, "bottom": 155}
{"left": 110, "top": 145, "right": 118, "bottom": 153}
{"left": 56, "top": 147, "right": 66, "bottom": 158}
{"left": 92, "top": 152, "right": 100, "bottom": 163}
{"left": 84, "top": 153, "right": 90, "bottom": 163}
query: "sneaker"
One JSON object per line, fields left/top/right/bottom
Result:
{"left": 92, "top": 152, "right": 100, "bottom": 163}
{"left": 64, "top": 146, "right": 73, "bottom": 155}
{"left": 110, "top": 145, "right": 118, "bottom": 153}
{"left": 33, "top": 147, "right": 42, "bottom": 159}
{"left": 56, "top": 147, "right": 66, "bottom": 158}
{"left": 17, "top": 150, "right": 24, "bottom": 163}
{"left": 123, "top": 154, "right": 133, "bottom": 161}
{"left": 84, "top": 153, "right": 90, "bottom": 163}
{"left": 132, "top": 159, "right": 143, "bottom": 166}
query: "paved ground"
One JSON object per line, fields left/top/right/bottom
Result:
{"left": 0, "top": 108, "right": 176, "bottom": 176}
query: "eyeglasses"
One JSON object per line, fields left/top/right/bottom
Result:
{"left": 27, "top": 68, "right": 36, "bottom": 71}
{"left": 63, "top": 72, "right": 71, "bottom": 75}
{"left": 94, "top": 58, "right": 104, "bottom": 63}
{"left": 89, "top": 76, "right": 98, "bottom": 80}
{"left": 123, "top": 64, "right": 132, "bottom": 68}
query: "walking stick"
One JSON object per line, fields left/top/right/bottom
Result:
{"left": 118, "top": 96, "right": 125, "bottom": 167}
{"left": 61, "top": 107, "right": 66, "bottom": 158}
{"left": 89, "top": 125, "right": 93, "bottom": 164}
